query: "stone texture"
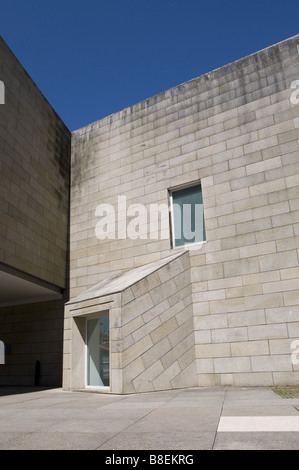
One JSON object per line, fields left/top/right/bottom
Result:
{"left": 0, "top": 37, "right": 70, "bottom": 288}
{"left": 0, "top": 36, "right": 71, "bottom": 386}
{"left": 64, "top": 251, "right": 196, "bottom": 393}
{"left": 65, "top": 34, "right": 299, "bottom": 391}
{"left": 0, "top": 298, "right": 66, "bottom": 386}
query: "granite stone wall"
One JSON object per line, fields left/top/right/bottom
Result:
{"left": 0, "top": 36, "right": 71, "bottom": 385}
{"left": 0, "top": 298, "right": 65, "bottom": 386}
{"left": 64, "top": 252, "right": 196, "bottom": 393}
{"left": 0, "top": 36, "right": 71, "bottom": 288}
{"left": 66, "top": 34, "right": 299, "bottom": 389}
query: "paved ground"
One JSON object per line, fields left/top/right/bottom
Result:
{"left": 0, "top": 386, "right": 299, "bottom": 450}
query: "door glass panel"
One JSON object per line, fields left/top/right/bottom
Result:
{"left": 87, "top": 316, "right": 109, "bottom": 387}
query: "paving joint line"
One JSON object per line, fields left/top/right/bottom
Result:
{"left": 93, "top": 389, "right": 186, "bottom": 450}
{"left": 94, "top": 407, "right": 156, "bottom": 450}
{"left": 212, "top": 387, "right": 227, "bottom": 450}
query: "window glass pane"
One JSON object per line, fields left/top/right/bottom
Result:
{"left": 172, "top": 184, "right": 206, "bottom": 247}
{"left": 87, "top": 316, "right": 109, "bottom": 387}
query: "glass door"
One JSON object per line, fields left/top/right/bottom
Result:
{"left": 86, "top": 316, "right": 109, "bottom": 387}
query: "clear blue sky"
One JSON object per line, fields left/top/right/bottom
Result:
{"left": 1, "top": 0, "right": 298, "bottom": 131}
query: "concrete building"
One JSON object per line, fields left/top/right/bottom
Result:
{"left": 0, "top": 37, "right": 71, "bottom": 385}
{"left": 1, "top": 33, "right": 299, "bottom": 392}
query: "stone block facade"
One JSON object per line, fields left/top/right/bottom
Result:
{"left": 64, "top": 252, "right": 196, "bottom": 393}
{"left": 64, "top": 34, "right": 299, "bottom": 391}
{"left": 1, "top": 33, "right": 299, "bottom": 390}
{"left": 0, "top": 299, "right": 65, "bottom": 386}
{"left": 0, "top": 36, "right": 70, "bottom": 287}
{"left": 0, "top": 36, "right": 71, "bottom": 385}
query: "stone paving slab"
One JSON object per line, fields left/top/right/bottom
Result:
{"left": 0, "top": 386, "right": 299, "bottom": 450}
{"left": 214, "top": 432, "right": 299, "bottom": 451}
{"left": 98, "top": 431, "right": 216, "bottom": 451}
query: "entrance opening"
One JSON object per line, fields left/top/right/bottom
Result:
{"left": 86, "top": 316, "right": 109, "bottom": 387}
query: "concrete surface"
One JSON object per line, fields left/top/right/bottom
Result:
{"left": 66, "top": 33, "right": 299, "bottom": 391}
{"left": 0, "top": 386, "right": 299, "bottom": 450}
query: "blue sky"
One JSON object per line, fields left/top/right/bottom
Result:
{"left": 1, "top": 0, "right": 299, "bottom": 131}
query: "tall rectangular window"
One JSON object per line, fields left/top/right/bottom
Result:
{"left": 87, "top": 316, "right": 109, "bottom": 387}
{"left": 170, "top": 183, "right": 206, "bottom": 247}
